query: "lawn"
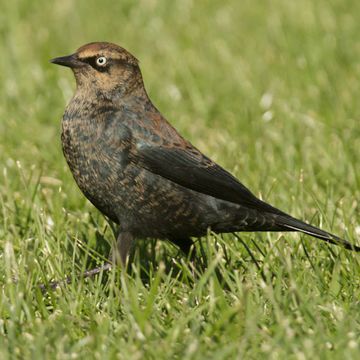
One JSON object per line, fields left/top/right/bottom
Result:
{"left": 1, "top": 0, "right": 360, "bottom": 358}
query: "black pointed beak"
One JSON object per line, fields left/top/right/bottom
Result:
{"left": 50, "top": 53, "right": 83, "bottom": 68}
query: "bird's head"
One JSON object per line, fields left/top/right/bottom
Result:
{"left": 51, "top": 42, "right": 143, "bottom": 97}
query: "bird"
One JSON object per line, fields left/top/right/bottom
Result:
{"left": 51, "top": 41, "right": 359, "bottom": 265}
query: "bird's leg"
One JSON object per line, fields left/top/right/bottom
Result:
{"left": 169, "top": 237, "right": 205, "bottom": 277}
{"left": 112, "top": 231, "right": 134, "bottom": 266}
{"left": 170, "top": 237, "right": 195, "bottom": 259}
{"left": 39, "top": 230, "right": 133, "bottom": 293}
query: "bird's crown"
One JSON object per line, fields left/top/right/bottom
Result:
{"left": 76, "top": 42, "right": 139, "bottom": 66}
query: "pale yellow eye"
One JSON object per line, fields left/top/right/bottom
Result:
{"left": 96, "top": 56, "right": 107, "bottom": 66}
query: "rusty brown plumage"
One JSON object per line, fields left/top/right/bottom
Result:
{"left": 51, "top": 42, "right": 359, "bottom": 265}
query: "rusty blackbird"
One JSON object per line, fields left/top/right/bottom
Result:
{"left": 51, "top": 42, "right": 359, "bottom": 265}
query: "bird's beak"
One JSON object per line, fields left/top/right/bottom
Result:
{"left": 50, "top": 53, "right": 83, "bottom": 68}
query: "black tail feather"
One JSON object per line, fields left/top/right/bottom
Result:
{"left": 275, "top": 214, "right": 360, "bottom": 252}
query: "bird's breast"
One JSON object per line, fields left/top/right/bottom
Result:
{"left": 61, "top": 104, "right": 131, "bottom": 221}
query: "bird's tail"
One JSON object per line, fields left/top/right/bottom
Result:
{"left": 275, "top": 214, "right": 360, "bottom": 252}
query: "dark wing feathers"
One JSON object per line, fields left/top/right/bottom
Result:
{"left": 132, "top": 143, "right": 285, "bottom": 215}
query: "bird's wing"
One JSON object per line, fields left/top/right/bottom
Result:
{"left": 130, "top": 140, "right": 360, "bottom": 251}
{"left": 130, "top": 138, "right": 284, "bottom": 215}
{"left": 117, "top": 110, "right": 359, "bottom": 251}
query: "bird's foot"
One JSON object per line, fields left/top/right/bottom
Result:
{"left": 38, "top": 262, "right": 112, "bottom": 293}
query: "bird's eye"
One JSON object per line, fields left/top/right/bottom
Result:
{"left": 96, "top": 56, "right": 107, "bottom": 66}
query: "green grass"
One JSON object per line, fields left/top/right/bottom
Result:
{"left": 1, "top": 0, "right": 360, "bottom": 358}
